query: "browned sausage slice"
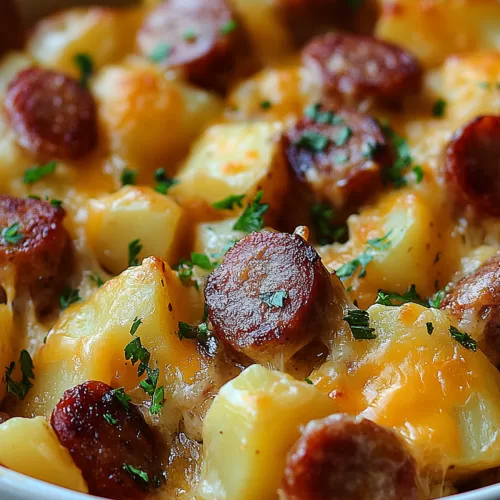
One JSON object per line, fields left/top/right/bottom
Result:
{"left": 283, "top": 105, "right": 391, "bottom": 212}
{"left": 302, "top": 33, "right": 422, "bottom": 101}
{"left": 441, "top": 253, "right": 500, "bottom": 366}
{"left": 5, "top": 68, "right": 98, "bottom": 160}
{"left": 137, "top": 0, "right": 243, "bottom": 90}
{"left": 444, "top": 116, "right": 500, "bottom": 217}
{"left": 51, "top": 381, "right": 163, "bottom": 500}
{"left": 204, "top": 230, "right": 340, "bottom": 363}
{"left": 282, "top": 414, "right": 419, "bottom": 500}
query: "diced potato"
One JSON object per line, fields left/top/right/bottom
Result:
{"left": 92, "top": 64, "right": 223, "bottom": 171}
{"left": 171, "top": 122, "right": 289, "bottom": 220}
{"left": 26, "top": 7, "right": 143, "bottom": 74}
{"left": 0, "top": 52, "right": 33, "bottom": 98}
{"left": 0, "top": 417, "right": 87, "bottom": 493}
{"left": 311, "top": 304, "right": 500, "bottom": 489}
{"left": 18, "top": 257, "right": 203, "bottom": 418}
{"left": 198, "top": 364, "right": 336, "bottom": 500}
{"left": 87, "top": 186, "right": 185, "bottom": 275}
{"left": 320, "top": 190, "right": 462, "bottom": 308}
{"left": 376, "top": 0, "right": 500, "bottom": 68}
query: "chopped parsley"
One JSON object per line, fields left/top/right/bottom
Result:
{"left": 103, "top": 413, "right": 117, "bottom": 426}
{"left": 311, "top": 203, "right": 345, "bottom": 245}
{"left": 343, "top": 309, "right": 376, "bottom": 340}
{"left": 212, "top": 194, "right": 245, "bottom": 210}
{"left": 381, "top": 123, "right": 413, "bottom": 188}
{"left": 130, "top": 316, "right": 143, "bottom": 336}
{"left": 154, "top": 168, "right": 177, "bottom": 195}
{"left": 183, "top": 29, "right": 197, "bottom": 41}
{"left": 191, "top": 252, "right": 216, "bottom": 271}
{"left": 336, "top": 230, "right": 393, "bottom": 280}
{"left": 2, "top": 222, "right": 23, "bottom": 245}
{"left": 5, "top": 349, "right": 34, "bottom": 400}
{"left": 260, "top": 100, "right": 272, "bottom": 110}
{"left": 174, "top": 259, "right": 194, "bottom": 286}
{"left": 304, "top": 104, "right": 343, "bottom": 125}
{"left": 233, "top": 190, "right": 269, "bottom": 233}
{"left": 23, "top": 161, "right": 57, "bottom": 184}
{"left": 150, "top": 385, "right": 164, "bottom": 415}
{"left": 304, "top": 377, "right": 313, "bottom": 385}
{"left": 412, "top": 165, "right": 424, "bottom": 184}
{"left": 361, "top": 139, "right": 380, "bottom": 159}
{"left": 50, "top": 198, "right": 63, "bottom": 208}
{"left": 150, "top": 43, "right": 171, "bottom": 63}
{"left": 122, "top": 464, "right": 149, "bottom": 484}
{"left": 73, "top": 53, "right": 94, "bottom": 87}
{"left": 124, "top": 337, "right": 150, "bottom": 376}
{"left": 121, "top": 168, "right": 137, "bottom": 186}
{"left": 295, "top": 131, "right": 328, "bottom": 153}
{"left": 449, "top": 326, "right": 477, "bottom": 352}
{"left": 429, "top": 289, "right": 446, "bottom": 309}
{"left": 177, "top": 321, "right": 209, "bottom": 341}
{"left": 128, "top": 239, "right": 142, "bottom": 267}
{"left": 426, "top": 322, "right": 434, "bottom": 335}
{"left": 112, "top": 387, "right": 132, "bottom": 410}
{"left": 375, "top": 284, "right": 428, "bottom": 307}
{"left": 220, "top": 19, "right": 238, "bottom": 35}
{"left": 60, "top": 287, "right": 81, "bottom": 310}
{"left": 334, "top": 126, "right": 352, "bottom": 147}
{"left": 260, "top": 290, "right": 288, "bottom": 308}
{"left": 90, "top": 272, "right": 104, "bottom": 287}
{"left": 139, "top": 366, "right": 165, "bottom": 415}
{"left": 432, "top": 98, "right": 447, "bottom": 118}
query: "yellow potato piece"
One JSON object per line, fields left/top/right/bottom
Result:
{"left": 0, "top": 417, "right": 87, "bottom": 493}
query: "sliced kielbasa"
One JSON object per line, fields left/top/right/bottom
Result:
{"left": 444, "top": 115, "right": 500, "bottom": 217}
{"left": 441, "top": 253, "right": 500, "bottom": 367}
{"left": 302, "top": 33, "right": 422, "bottom": 102}
{"left": 0, "top": 196, "right": 72, "bottom": 312}
{"left": 137, "top": 0, "right": 246, "bottom": 90}
{"left": 5, "top": 68, "right": 98, "bottom": 160}
{"left": 204, "top": 230, "right": 341, "bottom": 364}
{"left": 51, "top": 381, "right": 162, "bottom": 500}
{"left": 282, "top": 414, "right": 419, "bottom": 500}
{"left": 283, "top": 105, "right": 391, "bottom": 212}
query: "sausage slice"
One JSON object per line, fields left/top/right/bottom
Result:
{"left": 51, "top": 381, "right": 162, "bottom": 500}
{"left": 204, "top": 230, "right": 341, "bottom": 363}
{"left": 282, "top": 414, "right": 419, "bottom": 500}
{"left": 5, "top": 68, "right": 98, "bottom": 160}
{"left": 283, "top": 105, "right": 391, "bottom": 212}
{"left": 444, "top": 115, "right": 500, "bottom": 217}
{"left": 441, "top": 253, "right": 500, "bottom": 367}
{"left": 302, "top": 33, "right": 422, "bottom": 102}
{"left": 137, "top": 0, "right": 244, "bottom": 90}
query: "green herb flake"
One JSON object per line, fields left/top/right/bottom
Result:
{"left": 139, "top": 366, "right": 159, "bottom": 396}
{"left": 60, "top": 287, "right": 81, "bottom": 310}
{"left": 375, "top": 284, "right": 428, "bottom": 307}
{"left": 154, "top": 168, "right": 178, "bottom": 195}
{"left": 429, "top": 289, "right": 446, "bottom": 309}
{"left": 23, "top": 161, "right": 57, "bottom": 185}
{"left": 334, "top": 126, "right": 352, "bottom": 147}
{"left": 150, "top": 385, "right": 165, "bottom": 415}
{"left": 220, "top": 19, "right": 238, "bottom": 35}
{"left": 90, "top": 272, "right": 104, "bottom": 287}
{"left": 130, "top": 316, "right": 143, "bottom": 336}
{"left": 233, "top": 190, "right": 269, "bottom": 233}
{"left": 343, "top": 309, "right": 376, "bottom": 340}
{"left": 304, "top": 377, "right": 313, "bottom": 385}
{"left": 174, "top": 259, "right": 194, "bottom": 285}
{"left": 295, "top": 131, "right": 329, "bottom": 153}
{"left": 432, "top": 98, "right": 447, "bottom": 118}
{"left": 122, "top": 464, "right": 149, "bottom": 484}
{"left": 335, "top": 152, "right": 348, "bottom": 164}
{"left": 177, "top": 321, "right": 209, "bottom": 342}
{"left": 311, "top": 203, "right": 345, "bottom": 245}
{"left": 191, "top": 252, "right": 215, "bottom": 271}
{"left": 2, "top": 222, "right": 24, "bottom": 245}
{"left": 304, "top": 103, "right": 342, "bottom": 125}
{"left": 381, "top": 123, "right": 413, "bottom": 188}
{"left": 121, "top": 168, "right": 137, "bottom": 187}
{"left": 128, "top": 239, "right": 142, "bottom": 267}
{"left": 112, "top": 387, "right": 132, "bottom": 410}
{"left": 212, "top": 194, "right": 245, "bottom": 210}
{"left": 5, "top": 349, "right": 34, "bottom": 400}
{"left": 426, "top": 322, "right": 434, "bottom": 335}
{"left": 73, "top": 53, "right": 94, "bottom": 87}
{"left": 260, "top": 100, "right": 272, "bottom": 110}
{"left": 361, "top": 140, "right": 380, "bottom": 159}
{"left": 103, "top": 413, "right": 117, "bottom": 426}
{"left": 124, "top": 337, "right": 150, "bottom": 376}
{"left": 412, "top": 165, "right": 424, "bottom": 184}
{"left": 183, "top": 29, "right": 197, "bottom": 41}
{"left": 260, "top": 290, "right": 288, "bottom": 308}
{"left": 449, "top": 326, "right": 477, "bottom": 352}
{"left": 150, "top": 43, "right": 171, "bottom": 63}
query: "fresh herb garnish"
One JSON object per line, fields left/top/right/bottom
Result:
{"left": 304, "top": 104, "right": 343, "bottom": 125}
{"left": 124, "top": 337, "right": 150, "bottom": 376}
{"left": 212, "top": 194, "right": 245, "bottom": 210}
{"left": 375, "top": 284, "right": 428, "bottom": 307}
{"left": 112, "top": 387, "right": 131, "bottom": 410}
{"left": 412, "top": 165, "right": 424, "bottom": 183}
{"left": 183, "top": 29, "right": 197, "bottom": 41}
{"left": 122, "top": 464, "right": 149, "bottom": 484}
{"left": 426, "top": 322, "right": 434, "bottom": 335}
{"left": 177, "top": 321, "right": 209, "bottom": 341}
{"left": 260, "top": 100, "right": 272, "bottom": 110}
{"left": 150, "top": 385, "right": 164, "bottom": 415}
{"left": 139, "top": 366, "right": 165, "bottom": 415}
{"left": 128, "top": 239, "right": 142, "bottom": 267}
{"left": 60, "top": 287, "right": 81, "bottom": 310}
{"left": 150, "top": 43, "right": 171, "bottom": 63}
{"left": 73, "top": 53, "right": 94, "bottom": 87}
{"left": 191, "top": 252, "right": 216, "bottom": 271}
{"left": 343, "top": 309, "right": 376, "bottom": 340}
{"left": 311, "top": 203, "right": 345, "bottom": 245}
{"left": 233, "top": 190, "right": 269, "bottom": 232}
{"left": 50, "top": 199, "right": 63, "bottom": 208}
{"left": 2, "top": 222, "right": 24, "bottom": 245}
{"left": 304, "top": 377, "right": 313, "bottom": 385}
{"left": 432, "top": 98, "right": 447, "bottom": 118}
{"left": 23, "top": 161, "right": 57, "bottom": 184}
{"left": 295, "top": 131, "right": 329, "bottom": 153}
{"left": 334, "top": 126, "right": 352, "bottom": 147}
{"left": 220, "top": 19, "right": 238, "bottom": 35}
{"left": 154, "top": 168, "right": 177, "bottom": 195}
{"left": 449, "top": 326, "right": 477, "bottom": 351}
{"left": 5, "top": 349, "right": 34, "bottom": 400}
{"left": 174, "top": 259, "right": 194, "bottom": 286}
{"left": 429, "top": 289, "right": 446, "bottom": 309}
{"left": 260, "top": 290, "right": 288, "bottom": 308}
{"left": 361, "top": 139, "right": 380, "bottom": 159}
{"left": 381, "top": 123, "right": 413, "bottom": 188}
{"left": 121, "top": 168, "right": 137, "bottom": 186}
{"left": 90, "top": 272, "right": 104, "bottom": 287}
{"left": 103, "top": 413, "right": 117, "bottom": 426}
{"left": 130, "top": 316, "right": 143, "bottom": 336}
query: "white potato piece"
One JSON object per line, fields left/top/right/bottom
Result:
{"left": 17, "top": 257, "right": 203, "bottom": 418}
{"left": 0, "top": 417, "right": 87, "bottom": 493}
{"left": 198, "top": 364, "right": 336, "bottom": 500}
{"left": 172, "top": 122, "right": 289, "bottom": 220}
{"left": 312, "top": 304, "right": 500, "bottom": 495}
{"left": 27, "top": 7, "right": 143, "bottom": 74}
{"left": 92, "top": 64, "right": 223, "bottom": 171}
{"left": 87, "top": 186, "right": 185, "bottom": 274}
